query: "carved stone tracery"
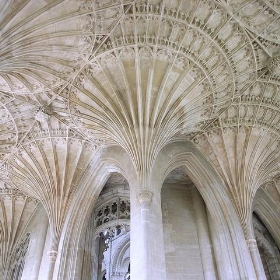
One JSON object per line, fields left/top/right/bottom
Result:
{"left": 94, "top": 198, "right": 130, "bottom": 228}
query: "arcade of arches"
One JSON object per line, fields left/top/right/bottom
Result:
{"left": 0, "top": 0, "right": 280, "bottom": 279}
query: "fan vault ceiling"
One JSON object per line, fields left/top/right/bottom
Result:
{"left": 0, "top": 0, "right": 279, "bottom": 227}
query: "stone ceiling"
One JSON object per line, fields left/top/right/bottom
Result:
{"left": 0, "top": 0, "right": 280, "bottom": 217}
{"left": 102, "top": 168, "right": 193, "bottom": 189}
{"left": 163, "top": 166, "right": 193, "bottom": 186}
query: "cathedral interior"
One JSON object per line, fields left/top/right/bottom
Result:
{"left": 0, "top": 0, "right": 280, "bottom": 279}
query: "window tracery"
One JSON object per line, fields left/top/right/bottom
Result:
{"left": 94, "top": 198, "right": 130, "bottom": 228}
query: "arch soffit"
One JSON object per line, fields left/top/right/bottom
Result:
{"left": 253, "top": 189, "right": 280, "bottom": 247}
{"left": 55, "top": 146, "right": 133, "bottom": 278}
{"left": 62, "top": 145, "right": 134, "bottom": 232}
{"left": 153, "top": 141, "right": 226, "bottom": 199}
{"left": 152, "top": 140, "right": 244, "bottom": 235}
{"left": 99, "top": 145, "right": 137, "bottom": 187}
{"left": 151, "top": 140, "right": 257, "bottom": 279}
{"left": 255, "top": 229, "right": 277, "bottom": 258}
{"left": 68, "top": 144, "right": 135, "bottom": 214}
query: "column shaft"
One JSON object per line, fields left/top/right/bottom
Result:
{"left": 21, "top": 206, "right": 49, "bottom": 280}
{"left": 207, "top": 210, "right": 233, "bottom": 279}
{"left": 136, "top": 191, "right": 152, "bottom": 280}
{"left": 130, "top": 189, "right": 166, "bottom": 280}
{"left": 92, "top": 236, "right": 100, "bottom": 280}
{"left": 191, "top": 188, "right": 217, "bottom": 280}
{"left": 246, "top": 239, "right": 267, "bottom": 280}
{"left": 47, "top": 250, "right": 58, "bottom": 280}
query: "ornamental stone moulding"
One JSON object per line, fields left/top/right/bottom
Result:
{"left": 137, "top": 190, "right": 154, "bottom": 205}
{"left": 268, "top": 53, "right": 280, "bottom": 76}
{"left": 246, "top": 238, "right": 258, "bottom": 250}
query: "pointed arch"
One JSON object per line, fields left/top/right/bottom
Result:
{"left": 53, "top": 145, "right": 135, "bottom": 280}
{"left": 152, "top": 140, "right": 257, "bottom": 280}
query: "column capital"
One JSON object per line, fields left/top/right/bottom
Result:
{"left": 137, "top": 189, "right": 153, "bottom": 205}
{"left": 246, "top": 238, "right": 257, "bottom": 250}
{"left": 48, "top": 250, "right": 58, "bottom": 262}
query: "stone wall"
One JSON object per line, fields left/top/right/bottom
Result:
{"left": 21, "top": 204, "right": 49, "bottom": 280}
{"left": 162, "top": 184, "right": 204, "bottom": 280}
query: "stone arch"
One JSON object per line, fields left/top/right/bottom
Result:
{"left": 253, "top": 188, "right": 280, "bottom": 248}
{"left": 151, "top": 140, "right": 257, "bottom": 280}
{"left": 111, "top": 236, "right": 130, "bottom": 275}
{"left": 53, "top": 145, "right": 136, "bottom": 280}
{"left": 252, "top": 209, "right": 280, "bottom": 280}
{"left": 255, "top": 231, "right": 275, "bottom": 258}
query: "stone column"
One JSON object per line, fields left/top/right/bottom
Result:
{"left": 21, "top": 206, "right": 49, "bottom": 280}
{"left": 207, "top": 209, "right": 232, "bottom": 279}
{"left": 47, "top": 250, "right": 58, "bottom": 280}
{"left": 74, "top": 244, "right": 85, "bottom": 279}
{"left": 135, "top": 189, "right": 153, "bottom": 280}
{"left": 92, "top": 235, "right": 100, "bottom": 280}
{"left": 130, "top": 187, "right": 166, "bottom": 280}
{"left": 246, "top": 239, "right": 267, "bottom": 280}
{"left": 191, "top": 188, "right": 217, "bottom": 280}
